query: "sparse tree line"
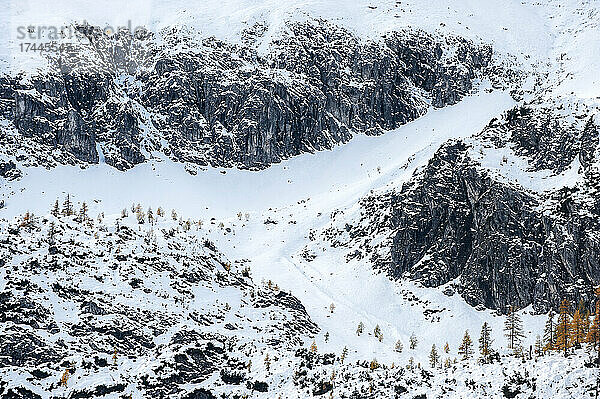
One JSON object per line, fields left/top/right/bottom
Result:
{"left": 311, "top": 289, "right": 600, "bottom": 375}
{"left": 541, "top": 294, "right": 600, "bottom": 358}
{"left": 14, "top": 195, "right": 251, "bottom": 238}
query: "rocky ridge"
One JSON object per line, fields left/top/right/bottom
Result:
{"left": 319, "top": 102, "right": 600, "bottom": 313}
{"left": 0, "top": 19, "right": 495, "bottom": 172}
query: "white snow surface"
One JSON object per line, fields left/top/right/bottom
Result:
{"left": 1, "top": 1, "right": 600, "bottom": 397}
{"left": 2, "top": 0, "right": 600, "bottom": 101}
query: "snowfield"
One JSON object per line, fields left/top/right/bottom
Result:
{"left": 1, "top": 0, "right": 600, "bottom": 398}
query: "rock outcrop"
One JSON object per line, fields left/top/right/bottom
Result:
{"left": 0, "top": 209, "right": 317, "bottom": 397}
{"left": 0, "top": 19, "right": 491, "bottom": 171}
{"left": 324, "top": 104, "right": 600, "bottom": 313}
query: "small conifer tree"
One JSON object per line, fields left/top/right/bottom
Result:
{"left": 340, "top": 346, "right": 348, "bottom": 364}
{"left": 356, "top": 322, "right": 364, "bottom": 336}
{"left": 534, "top": 334, "right": 543, "bottom": 356}
{"left": 62, "top": 194, "right": 73, "bottom": 216}
{"left": 543, "top": 310, "right": 556, "bottom": 351}
{"left": 556, "top": 299, "right": 572, "bottom": 356}
{"left": 504, "top": 306, "right": 525, "bottom": 352}
{"left": 429, "top": 344, "right": 440, "bottom": 368}
{"left": 60, "top": 368, "right": 70, "bottom": 386}
{"left": 369, "top": 358, "right": 380, "bottom": 371}
{"left": 147, "top": 207, "right": 154, "bottom": 224}
{"left": 264, "top": 353, "right": 271, "bottom": 372}
{"left": 48, "top": 221, "right": 57, "bottom": 242}
{"left": 570, "top": 303, "right": 587, "bottom": 347}
{"left": 78, "top": 202, "right": 88, "bottom": 222}
{"left": 51, "top": 200, "right": 60, "bottom": 217}
{"left": 479, "top": 322, "right": 494, "bottom": 363}
{"left": 409, "top": 332, "right": 418, "bottom": 349}
{"left": 458, "top": 330, "right": 473, "bottom": 360}
{"left": 395, "top": 340, "right": 403, "bottom": 353}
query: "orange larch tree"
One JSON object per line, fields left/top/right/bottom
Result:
{"left": 555, "top": 299, "right": 572, "bottom": 357}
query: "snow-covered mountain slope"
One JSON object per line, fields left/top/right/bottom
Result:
{"left": 1, "top": 1, "right": 600, "bottom": 398}
{"left": 0, "top": 209, "right": 318, "bottom": 398}
{"left": 0, "top": 200, "right": 596, "bottom": 399}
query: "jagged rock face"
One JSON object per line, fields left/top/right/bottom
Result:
{"left": 327, "top": 105, "right": 600, "bottom": 313}
{"left": 0, "top": 20, "right": 491, "bottom": 170}
{"left": 0, "top": 213, "right": 317, "bottom": 397}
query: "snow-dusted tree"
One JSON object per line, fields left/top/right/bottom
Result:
{"left": 407, "top": 357, "right": 414, "bottom": 369}
{"left": 395, "top": 340, "right": 403, "bottom": 353}
{"left": 504, "top": 306, "right": 525, "bottom": 352}
{"left": 324, "top": 332, "right": 329, "bottom": 342}
{"left": 369, "top": 358, "right": 380, "bottom": 371}
{"left": 47, "top": 221, "right": 57, "bottom": 242}
{"left": 62, "top": 194, "right": 73, "bottom": 216}
{"left": 373, "top": 325, "right": 383, "bottom": 342}
{"left": 458, "top": 330, "right": 473, "bottom": 360}
{"left": 409, "top": 332, "right": 418, "bottom": 349}
{"left": 20, "top": 211, "right": 34, "bottom": 229}
{"left": 534, "top": 335, "right": 543, "bottom": 356}
{"left": 136, "top": 208, "right": 145, "bottom": 224}
{"left": 264, "top": 353, "right": 271, "bottom": 372}
{"left": 429, "top": 344, "right": 440, "bottom": 368}
{"left": 479, "top": 322, "right": 494, "bottom": 363}
{"left": 356, "top": 321, "right": 364, "bottom": 336}
{"left": 51, "top": 200, "right": 60, "bottom": 217}
{"left": 340, "top": 346, "right": 348, "bottom": 364}
{"left": 543, "top": 310, "right": 556, "bottom": 351}
{"left": 555, "top": 299, "right": 572, "bottom": 356}
{"left": 171, "top": 209, "right": 177, "bottom": 221}
{"left": 78, "top": 202, "right": 88, "bottom": 222}
{"left": 591, "top": 287, "right": 600, "bottom": 369}
{"left": 147, "top": 207, "right": 154, "bottom": 224}
{"left": 60, "top": 369, "right": 70, "bottom": 387}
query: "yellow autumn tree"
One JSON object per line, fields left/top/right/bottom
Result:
{"left": 588, "top": 294, "right": 600, "bottom": 348}
{"left": 60, "top": 369, "right": 70, "bottom": 387}
{"left": 555, "top": 299, "right": 572, "bottom": 356}
{"left": 588, "top": 287, "right": 600, "bottom": 352}
{"left": 570, "top": 305, "right": 587, "bottom": 348}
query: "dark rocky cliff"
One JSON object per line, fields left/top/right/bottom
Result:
{"left": 0, "top": 20, "right": 491, "bottom": 170}
{"left": 324, "top": 105, "right": 600, "bottom": 313}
